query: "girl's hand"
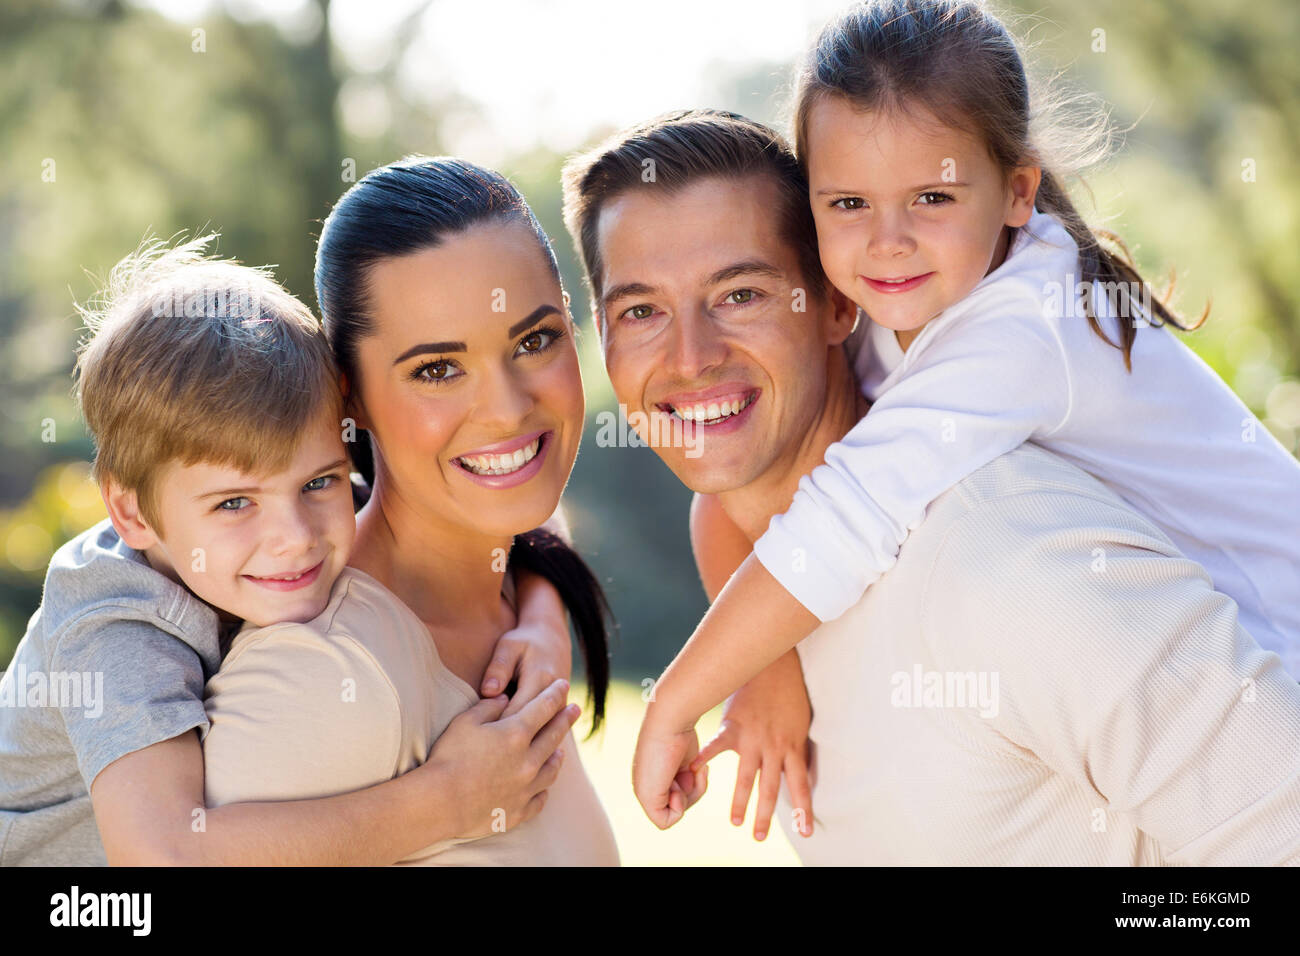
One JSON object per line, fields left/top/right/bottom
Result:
{"left": 632, "top": 710, "right": 709, "bottom": 829}
{"left": 426, "top": 678, "right": 579, "bottom": 839}
{"left": 690, "top": 653, "right": 814, "bottom": 841}
{"left": 482, "top": 568, "right": 572, "bottom": 717}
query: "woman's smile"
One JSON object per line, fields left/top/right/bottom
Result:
{"left": 453, "top": 429, "right": 554, "bottom": 487}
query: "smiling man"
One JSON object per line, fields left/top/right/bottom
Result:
{"left": 561, "top": 109, "right": 1300, "bottom": 864}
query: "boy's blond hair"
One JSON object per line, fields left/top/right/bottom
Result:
{"left": 73, "top": 234, "right": 344, "bottom": 534}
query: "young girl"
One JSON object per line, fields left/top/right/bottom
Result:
{"left": 634, "top": 0, "right": 1300, "bottom": 825}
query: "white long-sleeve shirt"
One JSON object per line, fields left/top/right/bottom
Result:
{"left": 777, "top": 444, "right": 1300, "bottom": 865}
{"left": 753, "top": 208, "right": 1300, "bottom": 675}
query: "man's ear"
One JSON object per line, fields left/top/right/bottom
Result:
{"left": 824, "top": 284, "right": 859, "bottom": 347}
{"left": 101, "top": 479, "right": 160, "bottom": 552}
{"left": 1005, "top": 165, "right": 1042, "bottom": 227}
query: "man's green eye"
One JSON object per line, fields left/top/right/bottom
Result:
{"left": 627, "top": 305, "right": 653, "bottom": 320}
{"left": 729, "top": 290, "right": 754, "bottom": 304}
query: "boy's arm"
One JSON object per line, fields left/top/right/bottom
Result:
{"left": 91, "top": 730, "right": 461, "bottom": 866}
{"left": 687, "top": 492, "right": 814, "bottom": 840}
{"left": 91, "top": 680, "right": 579, "bottom": 866}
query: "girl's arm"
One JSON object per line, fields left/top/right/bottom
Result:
{"left": 687, "top": 492, "right": 815, "bottom": 841}
{"left": 634, "top": 304, "right": 1070, "bottom": 823}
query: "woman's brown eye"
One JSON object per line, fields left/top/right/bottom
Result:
{"left": 523, "top": 333, "right": 542, "bottom": 351}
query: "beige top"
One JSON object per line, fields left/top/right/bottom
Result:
{"left": 780, "top": 443, "right": 1300, "bottom": 865}
{"left": 201, "top": 566, "right": 619, "bottom": 866}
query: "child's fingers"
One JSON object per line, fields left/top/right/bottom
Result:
{"left": 480, "top": 637, "right": 523, "bottom": 698}
{"left": 687, "top": 763, "right": 709, "bottom": 810}
{"left": 751, "top": 754, "right": 782, "bottom": 842}
{"left": 784, "top": 751, "right": 815, "bottom": 838}
{"left": 501, "top": 666, "right": 552, "bottom": 719}
{"left": 729, "top": 753, "right": 760, "bottom": 827}
{"left": 691, "top": 724, "right": 737, "bottom": 772}
{"left": 463, "top": 692, "right": 510, "bottom": 724}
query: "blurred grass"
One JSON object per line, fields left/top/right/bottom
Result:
{"left": 571, "top": 678, "right": 801, "bottom": 866}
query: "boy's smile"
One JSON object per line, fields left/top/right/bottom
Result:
{"left": 126, "top": 407, "right": 356, "bottom": 629}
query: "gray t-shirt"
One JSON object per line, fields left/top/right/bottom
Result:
{"left": 0, "top": 518, "right": 223, "bottom": 865}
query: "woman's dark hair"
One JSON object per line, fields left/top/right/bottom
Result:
{"left": 316, "top": 155, "right": 610, "bottom": 732}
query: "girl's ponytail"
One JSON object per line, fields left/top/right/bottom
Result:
{"left": 1035, "top": 169, "right": 1208, "bottom": 371}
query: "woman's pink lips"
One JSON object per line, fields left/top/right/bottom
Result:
{"left": 243, "top": 558, "right": 325, "bottom": 592}
{"left": 861, "top": 272, "right": 934, "bottom": 294}
{"left": 455, "top": 430, "right": 552, "bottom": 489}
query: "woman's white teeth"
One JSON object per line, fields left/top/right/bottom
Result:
{"left": 673, "top": 394, "right": 754, "bottom": 423}
{"left": 460, "top": 438, "right": 541, "bottom": 476}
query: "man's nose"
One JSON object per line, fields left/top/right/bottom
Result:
{"left": 664, "top": 307, "right": 727, "bottom": 382}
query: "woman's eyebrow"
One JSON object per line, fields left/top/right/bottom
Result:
{"left": 393, "top": 340, "right": 465, "bottom": 363}
{"left": 392, "top": 304, "right": 562, "bottom": 365}
{"left": 507, "top": 304, "right": 561, "bottom": 338}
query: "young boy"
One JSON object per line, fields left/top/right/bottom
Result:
{"left": 0, "top": 236, "right": 576, "bottom": 865}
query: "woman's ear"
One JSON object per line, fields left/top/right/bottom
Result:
{"left": 339, "top": 371, "right": 371, "bottom": 431}
{"left": 100, "top": 479, "right": 159, "bottom": 552}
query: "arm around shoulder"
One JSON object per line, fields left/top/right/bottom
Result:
{"left": 202, "top": 623, "right": 404, "bottom": 807}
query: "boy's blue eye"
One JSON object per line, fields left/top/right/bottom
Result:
{"left": 304, "top": 475, "right": 337, "bottom": 492}
{"left": 217, "top": 497, "right": 249, "bottom": 512}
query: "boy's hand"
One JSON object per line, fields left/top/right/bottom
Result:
{"left": 690, "top": 653, "right": 814, "bottom": 841}
{"left": 483, "top": 568, "right": 572, "bottom": 717}
{"left": 428, "top": 678, "right": 579, "bottom": 839}
{"left": 632, "top": 710, "right": 708, "bottom": 829}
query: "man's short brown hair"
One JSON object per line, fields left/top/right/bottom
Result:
{"left": 73, "top": 234, "right": 343, "bottom": 532}
{"left": 561, "top": 109, "right": 827, "bottom": 321}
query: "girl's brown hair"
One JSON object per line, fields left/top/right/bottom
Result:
{"left": 792, "top": 0, "right": 1207, "bottom": 370}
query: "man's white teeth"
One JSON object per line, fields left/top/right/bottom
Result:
{"left": 672, "top": 393, "right": 754, "bottom": 423}
{"left": 460, "top": 438, "right": 541, "bottom": 476}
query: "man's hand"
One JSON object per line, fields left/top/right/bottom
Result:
{"left": 632, "top": 709, "right": 708, "bottom": 829}
{"left": 690, "top": 648, "right": 814, "bottom": 841}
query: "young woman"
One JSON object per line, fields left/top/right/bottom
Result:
{"left": 201, "top": 156, "right": 618, "bottom": 865}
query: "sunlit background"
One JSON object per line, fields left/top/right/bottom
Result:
{"left": 2, "top": 0, "right": 1298, "bottom": 865}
